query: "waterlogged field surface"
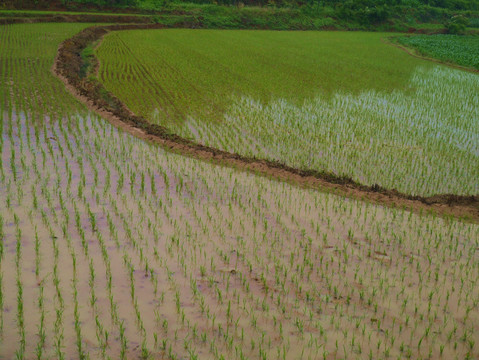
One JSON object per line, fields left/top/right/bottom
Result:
{"left": 397, "top": 34, "right": 479, "bottom": 70}
{"left": 1, "top": 23, "right": 479, "bottom": 360}
{"left": 97, "top": 29, "right": 479, "bottom": 196}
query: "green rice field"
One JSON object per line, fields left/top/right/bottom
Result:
{"left": 97, "top": 29, "right": 479, "bottom": 196}
{"left": 0, "top": 22, "right": 478, "bottom": 360}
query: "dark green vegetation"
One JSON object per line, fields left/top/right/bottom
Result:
{"left": 397, "top": 34, "right": 479, "bottom": 69}
{"left": 140, "top": 1, "right": 478, "bottom": 31}
{"left": 2, "top": 0, "right": 479, "bottom": 32}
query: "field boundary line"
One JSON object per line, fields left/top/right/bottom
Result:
{"left": 52, "top": 24, "right": 479, "bottom": 223}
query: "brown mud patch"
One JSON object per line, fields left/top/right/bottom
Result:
{"left": 53, "top": 24, "right": 479, "bottom": 223}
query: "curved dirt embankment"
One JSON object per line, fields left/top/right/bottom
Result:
{"left": 53, "top": 24, "right": 479, "bottom": 223}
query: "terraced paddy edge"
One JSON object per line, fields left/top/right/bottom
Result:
{"left": 53, "top": 24, "right": 479, "bottom": 222}
{"left": 3, "top": 23, "right": 479, "bottom": 360}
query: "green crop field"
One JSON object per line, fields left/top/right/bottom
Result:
{"left": 96, "top": 29, "right": 479, "bottom": 196}
{"left": 1, "top": 22, "right": 479, "bottom": 360}
{"left": 397, "top": 34, "right": 479, "bottom": 70}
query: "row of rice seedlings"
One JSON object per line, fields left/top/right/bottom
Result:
{"left": 29, "top": 143, "right": 69, "bottom": 359}
{"left": 13, "top": 214, "right": 25, "bottom": 359}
